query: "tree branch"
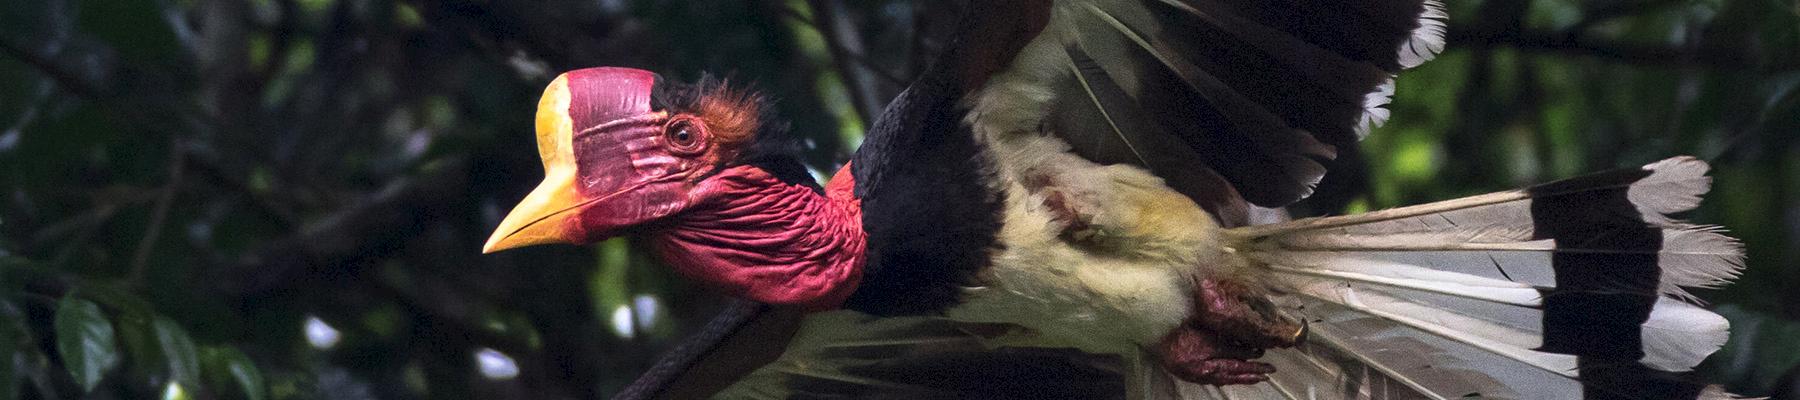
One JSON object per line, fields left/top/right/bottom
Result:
{"left": 221, "top": 158, "right": 469, "bottom": 296}
{"left": 807, "top": 0, "right": 890, "bottom": 124}
{"left": 0, "top": 35, "right": 103, "bottom": 97}
{"left": 129, "top": 137, "right": 188, "bottom": 285}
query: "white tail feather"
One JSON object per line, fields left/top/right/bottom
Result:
{"left": 1259, "top": 223, "right": 1742, "bottom": 302}
{"left": 1630, "top": 157, "right": 1713, "bottom": 219}
{"left": 1273, "top": 269, "right": 1727, "bottom": 372}
{"left": 1643, "top": 299, "right": 1731, "bottom": 371}
{"left": 1276, "top": 310, "right": 1524, "bottom": 399}
{"left": 1231, "top": 156, "right": 1715, "bottom": 238}
{"left": 1274, "top": 274, "right": 1580, "bottom": 374}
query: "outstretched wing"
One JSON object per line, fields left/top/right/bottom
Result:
{"left": 971, "top": 0, "right": 1446, "bottom": 225}
{"left": 710, "top": 311, "right": 1129, "bottom": 399}
{"left": 613, "top": 302, "right": 1131, "bottom": 400}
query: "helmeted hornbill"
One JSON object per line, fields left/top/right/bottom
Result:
{"left": 482, "top": 1, "right": 1749, "bottom": 398}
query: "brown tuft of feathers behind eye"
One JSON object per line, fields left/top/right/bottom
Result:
{"left": 693, "top": 81, "right": 764, "bottom": 148}
{"left": 664, "top": 75, "right": 810, "bottom": 186}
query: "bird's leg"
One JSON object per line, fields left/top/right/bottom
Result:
{"left": 1155, "top": 325, "right": 1276, "bottom": 385}
{"left": 1155, "top": 278, "right": 1305, "bottom": 385}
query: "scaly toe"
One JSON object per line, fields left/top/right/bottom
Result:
{"left": 1156, "top": 326, "right": 1276, "bottom": 386}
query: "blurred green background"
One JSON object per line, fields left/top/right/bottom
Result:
{"left": 1, "top": 0, "right": 1797, "bottom": 399}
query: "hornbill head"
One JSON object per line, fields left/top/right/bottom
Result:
{"left": 484, "top": 67, "right": 856, "bottom": 308}
{"left": 482, "top": 67, "right": 780, "bottom": 253}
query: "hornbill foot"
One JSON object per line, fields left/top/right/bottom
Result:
{"left": 1155, "top": 326, "right": 1277, "bottom": 385}
{"left": 1156, "top": 278, "right": 1304, "bottom": 385}
{"left": 1192, "top": 278, "right": 1306, "bottom": 349}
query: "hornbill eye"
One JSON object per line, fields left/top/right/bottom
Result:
{"left": 664, "top": 116, "right": 707, "bottom": 155}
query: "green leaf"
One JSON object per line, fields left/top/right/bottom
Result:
{"left": 54, "top": 296, "right": 119, "bottom": 393}
{"left": 72, "top": 285, "right": 157, "bottom": 322}
{"left": 201, "top": 347, "right": 265, "bottom": 400}
{"left": 152, "top": 317, "right": 201, "bottom": 389}
{"left": 116, "top": 312, "right": 158, "bottom": 381}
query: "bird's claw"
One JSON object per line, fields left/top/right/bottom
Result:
{"left": 1155, "top": 278, "right": 1303, "bottom": 385}
{"left": 1192, "top": 278, "right": 1306, "bottom": 349}
{"left": 1155, "top": 326, "right": 1277, "bottom": 385}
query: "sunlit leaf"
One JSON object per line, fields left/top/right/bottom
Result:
{"left": 54, "top": 296, "right": 119, "bottom": 393}
{"left": 202, "top": 346, "right": 265, "bottom": 400}
{"left": 153, "top": 317, "right": 201, "bottom": 389}
{"left": 160, "top": 381, "right": 192, "bottom": 400}
{"left": 85, "top": 287, "right": 162, "bottom": 384}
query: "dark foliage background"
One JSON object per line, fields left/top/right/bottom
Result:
{"left": 1, "top": 0, "right": 1797, "bottom": 399}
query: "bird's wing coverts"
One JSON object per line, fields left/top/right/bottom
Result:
{"left": 976, "top": 0, "right": 1445, "bottom": 224}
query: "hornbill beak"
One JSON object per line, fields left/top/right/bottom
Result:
{"left": 483, "top": 72, "right": 588, "bottom": 254}
{"left": 484, "top": 67, "right": 675, "bottom": 254}
{"left": 483, "top": 165, "right": 583, "bottom": 254}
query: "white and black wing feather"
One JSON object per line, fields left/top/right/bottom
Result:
{"left": 969, "top": 0, "right": 1448, "bottom": 225}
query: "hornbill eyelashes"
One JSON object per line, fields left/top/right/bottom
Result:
{"left": 663, "top": 116, "right": 708, "bottom": 155}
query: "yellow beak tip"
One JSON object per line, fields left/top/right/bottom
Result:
{"left": 481, "top": 225, "right": 573, "bottom": 255}
{"left": 481, "top": 229, "right": 541, "bottom": 255}
{"left": 484, "top": 170, "right": 585, "bottom": 255}
{"left": 481, "top": 235, "right": 511, "bottom": 255}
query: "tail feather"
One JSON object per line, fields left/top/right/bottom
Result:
{"left": 1276, "top": 275, "right": 1580, "bottom": 373}
{"left": 1227, "top": 156, "right": 1748, "bottom": 399}
{"left": 1235, "top": 157, "right": 1713, "bottom": 235}
{"left": 1274, "top": 272, "right": 1726, "bottom": 372}
{"left": 1233, "top": 156, "right": 1743, "bottom": 303}
{"left": 1270, "top": 300, "right": 1543, "bottom": 399}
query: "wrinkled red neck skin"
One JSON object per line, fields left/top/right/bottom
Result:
{"left": 648, "top": 164, "right": 864, "bottom": 311}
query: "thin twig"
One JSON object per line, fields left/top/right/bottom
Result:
{"left": 805, "top": 0, "right": 884, "bottom": 124}
{"left": 43, "top": 203, "right": 122, "bottom": 271}
{"left": 0, "top": 36, "right": 102, "bottom": 97}
{"left": 130, "top": 137, "right": 188, "bottom": 285}
{"left": 154, "top": 0, "right": 199, "bottom": 57}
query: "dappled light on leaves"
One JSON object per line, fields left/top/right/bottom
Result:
{"left": 609, "top": 305, "right": 635, "bottom": 339}
{"left": 633, "top": 294, "right": 661, "bottom": 329}
{"left": 304, "top": 316, "right": 340, "bottom": 350}
{"left": 160, "top": 382, "right": 191, "bottom": 400}
{"left": 474, "top": 348, "right": 520, "bottom": 380}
